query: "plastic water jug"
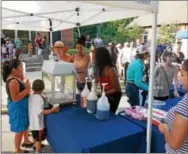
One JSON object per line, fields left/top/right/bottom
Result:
{"left": 81, "top": 77, "right": 90, "bottom": 108}
{"left": 96, "top": 83, "right": 110, "bottom": 120}
{"left": 87, "top": 79, "right": 98, "bottom": 114}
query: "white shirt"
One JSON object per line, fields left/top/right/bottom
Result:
{"left": 94, "top": 38, "right": 104, "bottom": 48}
{"left": 121, "top": 47, "right": 136, "bottom": 64}
{"left": 2, "top": 46, "right": 7, "bottom": 53}
{"left": 29, "top": 94, "right": 45, "bottom": 130}
{"left": 117, "top": 47, "right": 123, "bottom": 64}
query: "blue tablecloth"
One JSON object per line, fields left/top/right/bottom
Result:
{"left": 45, "top": 106, "right": 145, "bottom": 153}
{"left": 118, "top": 97, "right": 183, "bottom": 153}
{"left": 163, "top": 97, "right": 183, "bottom": 112}
{"left": 170, "top": 85, "right": 186, "bottom": 97}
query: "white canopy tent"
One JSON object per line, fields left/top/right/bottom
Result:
{"left": 2, "top": 1, "right": 158, "bottom": 31}
{"left": 2, "top": 1, "right": 159, "bottom": 153}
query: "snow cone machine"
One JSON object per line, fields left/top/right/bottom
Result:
{"left": 42, "top": 60, "right": 77, "bottom": 105}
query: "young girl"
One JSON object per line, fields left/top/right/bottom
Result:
{"left": 95, "top": 47, "right": 122, "bottom": 113}
{"left": 29, "top": 79, "right": 59, "bottom": 153}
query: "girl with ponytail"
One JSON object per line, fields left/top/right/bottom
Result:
{"left": 2, "top": 59, "right": 33, "bottom": 153}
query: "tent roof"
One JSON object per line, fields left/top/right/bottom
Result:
{"left": 2, "top": 1, "right": 158, "bottom": 32}
{"left": 128, "top": 1, "right": 187, "bottom": 28}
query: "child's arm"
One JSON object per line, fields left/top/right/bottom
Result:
{"left": 41, "top": 106, "right": 59, "bottom": 115}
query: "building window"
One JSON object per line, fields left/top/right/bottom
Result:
{"left": 143, "top": 31, "right": 148, "bottom": 44}
{"left": 2, "top": 30, "right": 15, "bottom": 40}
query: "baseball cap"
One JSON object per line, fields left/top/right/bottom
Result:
{"left": 136, "top": 45, "right": 149, "bottom": 54}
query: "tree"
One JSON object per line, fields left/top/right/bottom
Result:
{"left": 157, "top": 23, "right": 178, "bottom": 44}
{"left": 127, "top": 24, "right": 144, "bottom": 42}
{"left": 115, "top": 23, "right": 143, "bottom": 43}
{"left": 73, "top": 18, "right": 135, "bottom": 45}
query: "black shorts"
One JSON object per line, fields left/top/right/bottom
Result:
{"left": 31, "top": 129, "right": 46, "bottom": 142}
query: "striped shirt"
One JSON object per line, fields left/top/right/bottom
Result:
{"left": 165, "top": 92, "right": 188, "bottom": 153}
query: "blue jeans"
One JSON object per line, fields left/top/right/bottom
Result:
{"left": 126, "top": 83, "right": 139, "bottom": 107}
{"left": 124, "top": 62, "right": 129, "bottom": 84}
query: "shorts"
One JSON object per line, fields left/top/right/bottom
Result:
{"left": 31, "top": 129, "right": 46, "bottom": 142}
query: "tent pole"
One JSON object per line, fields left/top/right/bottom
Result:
{"left": 77, "top": 26, "right": 81, "bottom": 37}
{"left": 29, "top": 31, "right": 31, "bottom": 41}
{"left": 15, "top": 30, "right": 18, "bottom": 39}
{"left": 49, "top": 19, "right": 53, "bottom": 61}
{"left": 146, "top": 12, "right": 158, "bottom": 153}
{"left": 76, "top": 8, "right": 81, "bottom": 38}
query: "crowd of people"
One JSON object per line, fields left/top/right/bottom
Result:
{"left": 1, "top": 33, "right": 188, "bottom": 153}
{"left": 1, "top": 32, "right": 50, "bottom": 61}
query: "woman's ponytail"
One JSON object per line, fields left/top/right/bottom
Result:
{"left": 2, "top": 59, "right": 21, "bottom": 82}
{"left": 2, "top": 61, "right": 11, "bottom": 82}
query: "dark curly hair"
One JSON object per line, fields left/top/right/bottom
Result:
{"left": 76, "top": 35, "right": 86, "bottom": 47}
{"left": 2, "top": 59, "right": 21, "bottom": 82}
{"left": 32, "top": 79, "right": 45, "bottom": 92}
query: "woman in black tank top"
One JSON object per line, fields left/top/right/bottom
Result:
{"left": 6, "top": 78, "right": 29, "bottom": 101}
{"left": 2, "top": 59, "right": 33, "bottom": 153}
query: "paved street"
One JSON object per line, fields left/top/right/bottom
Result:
{"left": 1, "top": 71, "right": 53, "bottom": 153}
{"left": 1, "top": 113, "right": 52, "bottom": 153}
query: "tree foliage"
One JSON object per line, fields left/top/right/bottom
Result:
{"left": 116, "top": 23, "right": 144, "bottom": 43}
{"left": 157, "top": 23, "right": 179, "bottom": 44}
{"left": 73, "top": 17, "right": 143, "bottom": 45}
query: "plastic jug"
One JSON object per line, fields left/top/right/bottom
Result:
{"left": 96, "top": 83, "right": 110, "bottom": 120}
{"left": 80, "top": 77, "right": 90, "bottom": 108}
{"left": 87, "top": 79, "right": 98, "bottom": 114}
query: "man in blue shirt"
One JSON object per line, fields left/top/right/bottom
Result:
{"left": 94, "top": 35, "right": 104, "bottom": 48}
{"left": 126, "top": 45, "right": 149, "bottom": 106}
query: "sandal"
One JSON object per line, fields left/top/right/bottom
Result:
{"left": 21, "top": 143, "right": 34, "bottom": 148}
{"left": 33, "top": 144, "right": 45, "bottom": 151}
{"left": 13, "top": 149, "right": 30, "bottom": 153}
